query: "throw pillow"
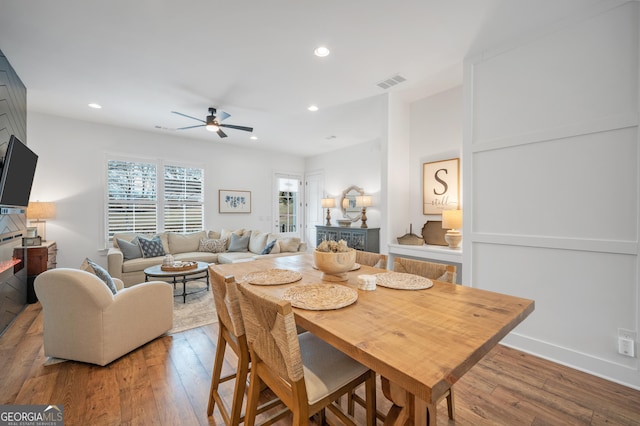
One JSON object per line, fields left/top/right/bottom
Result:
{"left": 249, "top": 230, "right": 270, "bottom": 254}
{"left": 116, "top": 237, "right": 142, "bottom": 260}
{"left": 278, "top": 237, "right": 300, "bottom": 253}
{"left": 270, "top": 240, "right": 281, "bottom": 254}
{"left": 260, "top": 239, "right": 277, "bottom": 255}
{"left": 221, "top": 228, "right": 245, "bottom": 249}
{"left": 199, "top": 238, "right": 227, "bottom": 253}
{"left": 138, "top": 235, "right": 166, "bottom": 258}
{"left": 82, "top": 258, "right": 118, "bottom": 295}
{"left": 228, "top": 233, "right": 250, "bottom": 252}
{"left": 168, "top": 230, "right": 206, "bottom": 254}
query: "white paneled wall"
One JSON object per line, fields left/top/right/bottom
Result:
{"left": 464, "top": 0, "right": 639, "bottom": 388}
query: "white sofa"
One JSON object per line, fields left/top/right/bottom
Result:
{"left": 107, "top": 229, "right": 307, "bottom": 287}
{"left": 35, "top": 268, "right": 173, "bottom": 366}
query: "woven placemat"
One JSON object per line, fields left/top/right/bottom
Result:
{"left": 282, "top": 284, "right": 358, "bottom": 310}
{"left": 375, "top": 272, "right": 433, "bottom": 290}
{"left": 243, "top": 269, "right": 303, "bottom": 286}
{"left": 311, "top": 262, "right": 361, "bottom": 271}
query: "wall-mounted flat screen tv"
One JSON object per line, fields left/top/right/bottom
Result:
{"left": 0, "top": 135, "right": 38, "bottom": 208}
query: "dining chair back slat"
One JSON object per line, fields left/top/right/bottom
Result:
{"left": 394, "top": 257, "right": 457, "bottom": 283}
{"left": 355, "top": 251, "right": 389, "bottom": 269}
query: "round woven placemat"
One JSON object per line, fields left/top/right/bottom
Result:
{"left": 242, "top": 269, "right": 303, "bottom": 286}
{"left": 161, "top": 261, "right": 198, "bottom": 272}
{"left": 282, "top": 284, "right": 358, "bottom": 310}
{"left": 375, "top": 272, "right": 433, "bottom": 290}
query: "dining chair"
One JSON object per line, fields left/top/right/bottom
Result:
{"left": 393, "top": 257, "right": 456, "bottom": 421}
{"left": 393, "top": 257, "right": 457, "bottom": 283}
{"left": 207, "top": 269, "right": 286, "bottom": 425}
{"left": 355, "top": 251, "right": 388, "bottom": 270}
{"left": 236, "top": 281, "right": 377, "bottom": 426}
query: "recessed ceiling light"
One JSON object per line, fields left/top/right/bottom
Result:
{"left": 314, "top": 46, "right": 330, "bottom": 57}
{"left": 308, "top": 105, "right": 319, "bottom": 112}
{"left": 250, "top": 135, "right": 258, "bottom": 140}
{"left": 88, "top": 103, "right": 102, "bottom": 109}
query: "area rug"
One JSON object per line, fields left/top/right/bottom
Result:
{"left": 169, "top": 279, "right": 218, "bottom": 334}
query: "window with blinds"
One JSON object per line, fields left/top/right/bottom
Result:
{"left": 163, "top": 165, "right": 204, "bottom": 233}
{"left": 106, "top": 159, "right": 204, "bottom": 242}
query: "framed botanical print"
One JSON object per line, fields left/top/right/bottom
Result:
{"left": 423, "top": 158, "right": 459, "bottom": 214}
{"left": 219, "top": 190, "right": 251, "bottom": 213}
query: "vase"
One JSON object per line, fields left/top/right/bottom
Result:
{"left": 313, "top": 248, "right": 356, "bottom": 282}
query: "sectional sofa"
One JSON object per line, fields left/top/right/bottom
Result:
{"left": 107, "top": 228, "right": 307, "bottom": 287}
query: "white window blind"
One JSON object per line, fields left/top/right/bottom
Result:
{"left": 106, "top": 159, "right": 204, "bottom": 242}
{"left": 163, "top": 165, "right": 204, "bottom": 233}
{"left": 107, "top": 160, "right": 158, "bottom": 239}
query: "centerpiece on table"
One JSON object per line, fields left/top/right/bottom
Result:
{"left": 314, "top": 239, "right": 356, "bottom": 282}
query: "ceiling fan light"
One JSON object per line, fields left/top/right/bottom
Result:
{"left": 206, "top": 124, "right": 219, "bottom": 132}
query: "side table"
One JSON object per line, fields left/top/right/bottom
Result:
{"left": 13, "top": 240, "right": 58, "bottom": 303}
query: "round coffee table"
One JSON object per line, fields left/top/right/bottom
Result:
{"left": 144, "top": 261, "right": 210, "bottom": 303}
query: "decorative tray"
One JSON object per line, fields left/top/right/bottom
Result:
{"left": 375, "top": 272, "right": 433, "bottom": 290}
{"left": 422, "top": 221, "right": 448, "bottom": 246}
{"left": 312, "top": 263, "right": 361, "bottom": 271}
{"left": 161, "top": 261, "right": 198, "bottom": 272}
{"left": 242, "top": 269, "right": 303, "bottom": 286}
{"left": 282, "top": 283, "right": 358, "bottom": 310}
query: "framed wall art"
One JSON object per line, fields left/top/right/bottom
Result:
{"left": 219, "top": 190, "right": 251, "bottom": 213}
{"left": 423, "top": 158, "right": 459, "bottom": 214}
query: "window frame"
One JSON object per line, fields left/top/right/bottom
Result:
{"left": 104, "top": 155, "right": 205, "bottom": 246}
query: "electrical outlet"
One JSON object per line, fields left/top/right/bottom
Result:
{"left": 618, "top": 328, "right": 637, "bottom": 358}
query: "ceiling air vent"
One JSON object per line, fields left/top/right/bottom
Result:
{"left": 377, "top": 74, "right": 407, "bottom": 90}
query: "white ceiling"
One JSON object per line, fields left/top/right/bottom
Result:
{"left": 0, "top": 0, "right": 601, "bottom": 157}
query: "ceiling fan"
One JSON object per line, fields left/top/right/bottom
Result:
{"left": 170, "top": 107, "right": 253, "bottom": 138}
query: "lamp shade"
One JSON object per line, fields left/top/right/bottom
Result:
{"left": 27, "top": 202, "right": 57, "bottom": 220}
{"left": 355, "top": 195, "right": 372, "bottom": 208}
{"left": 321, "top": 198, "right": 336, "bottom": 208}
{"left": 442, "top": 209, "right": 462, "bottom": 230}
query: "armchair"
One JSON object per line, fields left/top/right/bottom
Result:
{"left": 35, "top": 268, "right": 173, "bottom": 366}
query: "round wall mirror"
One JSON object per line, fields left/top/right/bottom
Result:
{"left": 341, "top": 185, "right": 364, "bottom": 222}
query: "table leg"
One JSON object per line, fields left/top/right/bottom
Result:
{"left": 182, "top": 275, "right": 187, "bottom": 303}
{"left": 381, "top": 377, "right": 411, "bottom": 426}
{"left": 381, "top": 377, "right": 434, "bottom": 426}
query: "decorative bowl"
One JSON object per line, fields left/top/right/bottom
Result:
{"left": 337, "top": 219, "right": 352, "bottom": 227}
{"left": 313, "top": 248, "right": 356, "bottom": 282}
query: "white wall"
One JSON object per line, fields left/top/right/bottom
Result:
{"left": 464, "top": 0, "right": 639, "bottom": 389}
{"left": 27, "top": 112, "right": 304, "bottom": 269}
{"left": 305, "top": 138, "right": 383, "bottom": 231}
{"left": 408, "top": 86, "right": 463, "bottom": 241}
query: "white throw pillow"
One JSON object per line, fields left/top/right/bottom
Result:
{"left": 249, "top": 230, "right": 271, "bottom": 254}
{"left": 278, "top": 237, "right": 300, "bottom": 253}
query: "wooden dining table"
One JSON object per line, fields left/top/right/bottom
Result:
{"left": 212, "top": 253, "right": 534, "bottom": 426}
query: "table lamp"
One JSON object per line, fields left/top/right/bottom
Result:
{"left": 442, "top": 209, "right": 462, "bottom": 249}
{"left": 355, "top": 195, "right": 372, "bottom": 228}
{"left": 321, "top": 198, "right": 336, "bottom": 226}
{"left": 27, "top": 201, "right": 56, "bottom": 241}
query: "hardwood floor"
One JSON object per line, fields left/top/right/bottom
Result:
{"left": 1, "top": 303, "right": 639, "bottom": 425}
